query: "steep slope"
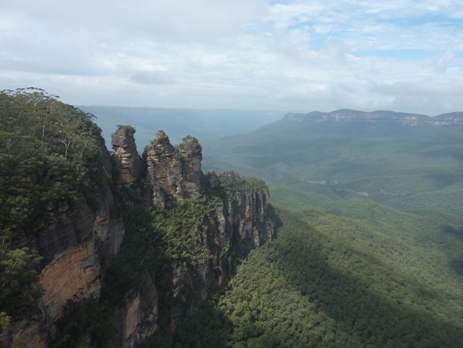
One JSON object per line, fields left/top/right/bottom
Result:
{"left": 0, "top": 88, "right": 125, "bottom": 346}
{"left": 108, "top": 129, "right": 275, "bottom": 348}
{"left": 0, "top": 90, "right": 276, "bottom": 348}
{"left": 173, "top": 207, "right": 463, "bottom": 347}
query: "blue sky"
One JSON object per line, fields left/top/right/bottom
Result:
{"left": 1, "top": 0, "right": 462, "bottom": 115}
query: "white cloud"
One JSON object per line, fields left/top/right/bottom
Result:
{"left": 2, "top": 0, "right": 267, "bottom": 42}
{"left": 1, "top": 0, "right": 463, "bottom": 114}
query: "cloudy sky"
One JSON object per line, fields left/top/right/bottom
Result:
{"left": 1, "top": 0, "right": 462, "bottom": 115}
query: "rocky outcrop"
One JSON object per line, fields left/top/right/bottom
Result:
{"left": 205, "top": 170, "right": 219, "bottom": 188}
{"left": 224, "top": 184, "right": 273, "bottom": 251}
{"left": 139, "top": 131, "right": 275, "bottom": 339}
{"left": 112, "top": 125, "right": 142, "bottom": 186}
{"left": 143, "top": 133, "right": 273, "bottom": 286}
{"left": 3, "top": 125, "right": 274, "bottom": 348}
{"left": 144, "top": 131, "right": 203, "bottom": 208}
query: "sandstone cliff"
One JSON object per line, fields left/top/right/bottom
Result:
{"left": 113, "top": 273, "right": 159, "bottom": 348}
{"left": 2, "top": 122, "right": 275, "bottom": 348}
{"left": 112, "top": 129, "right": 275, "bottom": 346}
{"left": 284, "top": 109, "right": 463, "bottom": 126}
{"left": 2, "top": 134, "right": 125, "bottom": 347}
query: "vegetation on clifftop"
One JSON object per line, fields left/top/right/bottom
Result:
{"left": 0, "top": 88, "right": 106, "bottom": 331}
{"left": 217, "top": 170, "right": 268, "bottom": 199}
{"left": 0, "top": 88, "right": 102, "bottom": 236}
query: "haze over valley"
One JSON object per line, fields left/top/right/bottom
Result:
{"left": 79, "top": 106, "right": 283, "bottom": 147}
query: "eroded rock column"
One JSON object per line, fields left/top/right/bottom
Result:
{"left": 112, "top": 125, "right": 142, "bottom": 186}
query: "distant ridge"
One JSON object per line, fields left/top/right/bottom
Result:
{"left": 285, "top": 109, "right": 463, "bottom": 126}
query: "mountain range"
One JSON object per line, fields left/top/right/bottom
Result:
{"left": 202, "top": 108, "right": 463, "bottom": 215}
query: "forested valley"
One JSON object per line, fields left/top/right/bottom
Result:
{"left": 180, "top": 110, "right": 463, "bottom": 347}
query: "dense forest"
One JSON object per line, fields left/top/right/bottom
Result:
{"left": 160, "top": 205, "right": 463, "bottom": 347}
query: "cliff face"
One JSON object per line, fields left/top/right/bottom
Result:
{"left": 113, "top": 273, "right": 159, "bottom": 348}
{"left": 168, "top": 173, "right": 274, "bottom": 313}
{"left": 284, "top": 109, "right": 463, "bottom": 126}
{"left": 3, "top": 136, "right": 125, "bottom": 347}
{"left": 39, "top": 140, "right": 124, "bottom": 317}
{"left": 113, "top": 129, "right": 275, "bottom": 345}
{"left": 3, "top": 123, "right": 274, "bottom": 348}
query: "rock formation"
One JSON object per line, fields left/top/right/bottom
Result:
{"left": 140, "top": 134, "right": 275, "bottom": 332}
{"left": 112, "top": 125, "right": 142, "bottom": 186}
{"left": 110, "top": 133, "right": 274, "bottom": 347}
{"left": 144, "top": 131, "right": 203, "bottom": 208}
{"left": 2, "top": 125, "right": 274, "bottom": 348}
{"left": 167, "top": 170, "right": 274, "bottom": 314}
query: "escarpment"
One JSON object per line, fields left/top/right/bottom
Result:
{"left": 2, "top": 127, "right": 125, "bottom": 346}
{"left": 1, "top": 105, "right": 275, "bottom": 348}
{"left": 284, "top": 109, "right": 463, "bottom": 126}
{"left": 38, "top": 137, "right": 125, "bottom": 321}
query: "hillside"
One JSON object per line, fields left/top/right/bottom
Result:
{"left": 178, "top": 207, "right": 463, "bottom": 347}
{"left": 202, "top": 109, "right": 463, "bottom": 215}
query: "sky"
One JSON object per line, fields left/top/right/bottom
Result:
{"left": 1, "top": 0, "right": 463, "bottom": 115}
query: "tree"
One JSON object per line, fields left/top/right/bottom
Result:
{"left": 0, "top": 228, "right": 42, "bottom": 320}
